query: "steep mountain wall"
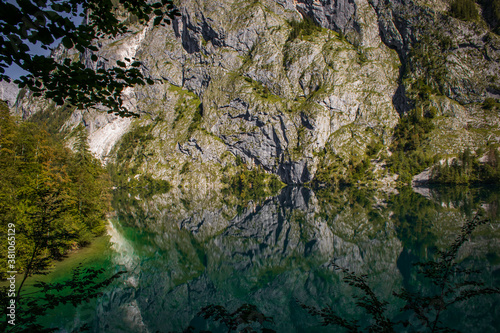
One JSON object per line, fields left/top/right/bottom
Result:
{"left": 15, "top": 0, "right": 500, "bottom": 189}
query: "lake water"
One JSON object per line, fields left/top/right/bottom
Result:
{"left": 34, "top": 186, "right": 500, "bottom": 332}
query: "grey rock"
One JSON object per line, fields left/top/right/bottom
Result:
{"left": 15, "top": 0, "right": 500, "bottom": 188}
{"left": 0, "top": 81, "right": 20, "bottom": 108}
{"left": 294, "top": 0, "right": 358, "bottom": 35}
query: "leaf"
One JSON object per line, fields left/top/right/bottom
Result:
{"left": 61, "top": 37, "right": 74, "bottom": 49}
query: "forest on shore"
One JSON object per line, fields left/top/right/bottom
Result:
{"left": 0, "top": 101, "right": 110, "bottom": 287}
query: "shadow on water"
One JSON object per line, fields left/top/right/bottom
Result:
{"left": 16, "top": 185, "right": 500, "bottom": 332}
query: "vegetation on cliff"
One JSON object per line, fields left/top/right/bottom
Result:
{"left": 478, "top": 0, "right": 500, "bottom": 33}
{"left": 450, "top": 0, "right": 480, "bottom": 21}
{"left": 388, "top": 108, "right": 438, "bottom": 184}
{"left": 106, "top": 122, "right": 172, "bottom": 192}
{"left": 430, "top": 147, "right": 500, "bottom": 185}
{"left": 313, "top": 151, "right": 376, "bottom": 187}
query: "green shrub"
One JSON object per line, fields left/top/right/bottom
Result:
{"left": 187, "top": 103, "right": 203, "bottom": 136}
{"left": 312, "top": 152, "right": 375, "bottom": 187}
{"left": 180, "top": 162, "right": 190, "bottom": 174}
{"left": 115, "top": 124, "right": 154, "bottom": 163}
{"left": 450, "top": 0, "right": 479, "bottom": 21}
{"left": 110, "top": 123, "right": 155, "bottom": 187}
{"left": 366, "top": 139, "right": 384, "bottom": 158}
{"left": 391, "top": 108, "right": 435, "bottom": 153}
{"left": 387, "top": 107, "right": 438, "bottom": 184}
{"left": 406, "top": 31, "right": 450, "bottom": 99}
{"left": 430, "top": 148, "right": 500, "bottom": 185}
{"left": 287, "top": 16, "right": 322, "bottom": 42}
{"left": 313, "top": 154, "right": 346, "bottom": 186}
{"left": 482, "top": 97, "right": 500, "bottom": 109}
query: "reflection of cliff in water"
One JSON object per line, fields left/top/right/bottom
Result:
{"left": 93, "top": 186, "right": 500, "bottom": 332}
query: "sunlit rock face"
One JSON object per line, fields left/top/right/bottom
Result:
{"left": 15, "top": 0, "right": 401, "bottom": 186}
{"left": 15, "top": 0, "right": 500, "bottom": 188}
{"left": 86, "top": 116, "right": 133, "bottom": 161}
{"left": 0, "top": 81, "right": 19, "bottom": 108}
{"left": 117, "top": 0, "right": 401, "bottom": 185}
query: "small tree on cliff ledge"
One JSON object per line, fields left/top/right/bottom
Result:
{"left": 0, "top": 0, "right": 180, "bottom": 117}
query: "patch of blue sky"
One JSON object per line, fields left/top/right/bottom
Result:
{"left": 2, "top": 0, "right": 83, "bottom": 79}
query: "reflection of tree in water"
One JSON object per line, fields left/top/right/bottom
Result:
{"left": 389, "top": 187, "right": 440, "bottom": 257}
{"left": 0, "top": 265, "right": 126, "bottom": 332}
{"left": 3, "top": 185, "right": 499, "bottom": 332}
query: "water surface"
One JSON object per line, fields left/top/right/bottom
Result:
{"left": 42, "top": 186, "right": 500, "bottom": 332}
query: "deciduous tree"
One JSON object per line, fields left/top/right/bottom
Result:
{"left": 0, "top": 0, "right": 180, "bottom": 117}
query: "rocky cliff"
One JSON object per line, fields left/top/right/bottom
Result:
{"left": 0, "top": 80, "right": 19, "bottom": 108}
{"left": 15, "top": 0, "right": 500, "bottom": 189}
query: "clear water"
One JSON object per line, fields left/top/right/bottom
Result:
{"left": 34, "top": 186, "right": 500, "bottom": 332}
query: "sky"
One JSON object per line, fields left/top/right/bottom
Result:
{"left": 2, "top": 0, "right": 84, "bottom": 80}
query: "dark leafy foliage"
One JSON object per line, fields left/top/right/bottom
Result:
{"left": 0, "top": 0, "right": 180, "bottom": 117}
{"left": 0, "top": 265, "right": 126, "bottom": 332}
{"left": 450, "top": 0, "right": 480, "bottom": 21}
{"left": 172, "top": 304, "right": 276, "bottom": 333}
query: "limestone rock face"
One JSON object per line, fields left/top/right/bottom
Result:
{"left": 15, "top": 0, "right": 500, "bottom": 187}
{"left": 100, "top": 0, "right": 400, "bottom": 185}
{"left": 0, "top": 81, "right": 19, "bottom": 108}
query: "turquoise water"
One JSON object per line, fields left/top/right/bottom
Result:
{"left": 27, "top": 186, "right": 500, "bottom": 332}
